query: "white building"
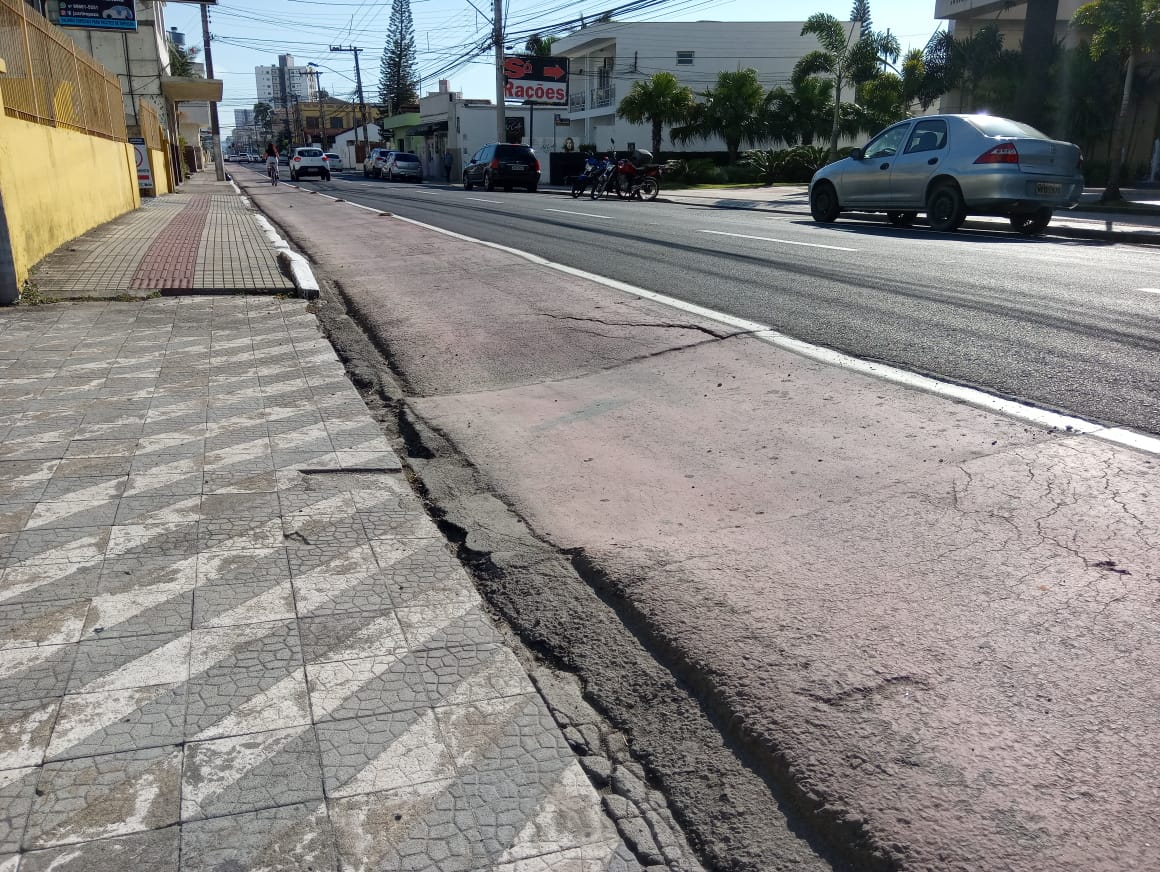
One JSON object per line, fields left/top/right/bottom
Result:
{"left": 552, "top": 20, "right": 855, "bottom": 153}
{"left": 255, "top": 54, "right": 318, "bottom": 107}
{"left": 234, "top": 108, "right": 255, "bottom": 128}
{"left": 935, "top": 0, "right": 1086, "bottom": 46}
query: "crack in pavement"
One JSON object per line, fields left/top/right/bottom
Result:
{"left": 535, "top": 313, "right": 751, "bottom": 342}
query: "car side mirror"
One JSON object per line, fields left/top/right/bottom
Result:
{"left": 848, "top": 147, "right": 864, "bottom": 161}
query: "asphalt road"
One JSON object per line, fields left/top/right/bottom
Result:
{"left": 239, "top": 169, "right": 1160, "bottom": 872}
{"left": 272, "top": 167, "right": 1160, "bottom": 436}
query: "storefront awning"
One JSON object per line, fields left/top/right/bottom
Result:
{"left": 412, "top": 120, "right": 449, "bottom": 135}
{"left": 161, "top": 77, "right": 224, "bottom": 102}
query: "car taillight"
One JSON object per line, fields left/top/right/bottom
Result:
{"left": 1077, "top": 153, "right": 1084, "bottom": 170}
{"left": 293, "top": 156, "right": 301, "bottom": 162}
{"left": 321, "top": 155, "right": 328, "bottom": 161}
{"left": 534, "top": 158, "right": 541, "bottom": 172}
{"left": 974, "top": 142, "right": 1018, "bottom": 164}
{"left": 490, "top": 159, "right": 499, "bottom": 169}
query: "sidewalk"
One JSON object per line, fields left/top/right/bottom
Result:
{"left": 0, "top": 179, "right": 667, "bottom": 870}
{"left": 28, "top": 175, "right": 294, "bottom": 297}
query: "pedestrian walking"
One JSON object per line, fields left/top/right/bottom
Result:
{"left": 443, "top": 150, "right": 454, "bottom": 183}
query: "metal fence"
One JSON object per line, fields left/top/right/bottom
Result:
{"left": 0, "top": 0, "right": 127, "bottom": 141}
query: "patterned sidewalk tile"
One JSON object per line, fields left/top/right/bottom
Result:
{"left": 0, "top": 299, "right": 646, "bottom": 872}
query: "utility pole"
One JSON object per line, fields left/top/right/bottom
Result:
{"left": 331, "top": 45, "right": 369, "bottom": 161}
{"left": 199, "top": 3, "right": 225, "bottom": 181}
{"left": 493, "top": 0, "right": 505, "bottom": 143}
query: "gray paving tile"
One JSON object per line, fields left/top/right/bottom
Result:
{"left": 182, "top": 726, "right": 324, "bottom": 821}
{"left": 46, "top": 683, "right": 188, "bottom": 761}
{"left": 417, "top": 644, "right": 533, "bottom": 709}
{"left": 396, "top": 601, "right": 505, "bottom": 652}
{"left": 199, "top": 492, "right": 279, "bottom": 520}
{"left": 18, "top": 827, "right": 181, "bottom": 872}
{"left": 97, "top": 555, "right": 197, "bottom": 596}
{"left": 39, "top": 475, "right": 127, "bottom": 502}
{"left": 0, "top": 598, "right": 90, "bottom": 649}
{"left": 306, "top": 652, "right": 431, "bottom": 722}
{"left": 24, "top": 499, "right": 119, "bottom": 530}
{"left": 317, "top": 708, "right": 451, "bottom": 799}
{"left": 195, "top": 547, "right": 291, "bottom": 588}
{"left": 52, "top": 457, "right": 133, "bottom": 479}
{"left": 113, "top": 495, "right": 201, "bottom": 525}
{"left": 62, "top": 440, "right": 138, "bottom": 459}
{"left": 193, "top": 576, "right": 296, "bottom": 629}
{"left": 82, "top": 586, "right": 193, "bottom": 641}
{"left": 197, "top": 517, "right": 284, "bottom": 551}
{"left": 0, "top": 698, "right": 59, "bottom": 770}
{"left": 8, "top": 527, "right": 110, "bottom": 564}
{"left": 68, "top": 632, "right": 190, "bottom": 694}
{"left": 179, "top": 800, "right": 337, "bottom": 872}
{"left": 328, "top": 783, "right": 483, "bottom": 872}
{"left": 299, "top": 613, "right": 408, "bottom": 665}
{"left": 0, "top": 643, "right": 77, "bottom": 702}
{"left": 23, "top": 746, "right": 182, "bottom": 849}
{"left": 0, "top": 765, "right": 39, "bottom": 853}
{"left": 0, "top": 561, "right": 103, "bottom": 607}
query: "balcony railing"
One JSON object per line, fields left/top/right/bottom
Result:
{"left": 592, "top": 86, "right": 615, "bottom": 109}
{"left": 569, "top": 92, "right": 586, "bottom": 112}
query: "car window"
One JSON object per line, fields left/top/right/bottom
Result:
{"left": 864, "top": 124, "right": 909, "bottom": 160}
{"left": 904, "top": 119, "right": 947, "bottom": 154}
{"left": 496, "top": 145, "right": 534, "bottom": 160}
{"left": 965, "top": 116, "right": 1048, "bottom": 139}
{"left": 325, "top": 153, "right": 340, "bottom": 161}
{"left": 393, "top": 154, "right": 419, "bottom": 163}
{"left": 297, "top": 149, "right": 323, "bottom": 157}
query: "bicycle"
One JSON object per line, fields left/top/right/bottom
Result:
{"left": 267, "top": 160, "right": 279, "bottom": 186}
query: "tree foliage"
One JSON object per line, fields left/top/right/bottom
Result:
{"left": 378, "top": 0, "right": 419, "bottom": 116}
{"left": 616, "top": 71, "right": 695, "bottom": 155}
{"left": 168, "top": 41, "right": 200, "bottom": 78}
{"left": 523, "top": 34, "right": 557, "bottom": 56}
{"left": 670, "top": 69, "right": 769, "bottom": 162}
{"left": 850, "top": 0, "right": 873, "bottom": 36}
{"left": 1072, "top": 0, "right": 1160, "bottom": 199}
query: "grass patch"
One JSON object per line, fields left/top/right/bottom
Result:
{"left": 18, "top": 281, "right": 59, "bottom": 306}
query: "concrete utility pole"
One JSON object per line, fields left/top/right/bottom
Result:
{"left": 493, "top": 0, "right": 505, "bottom": 142}
{"left": 331, "top": 45, "right": 369, "bottom": 161}
{"left": 199, "top": 3, "right": 225, "bottom": 181}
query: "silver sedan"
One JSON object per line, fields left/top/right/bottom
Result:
{"left": 808, "top": 114, "right": 1084, "bottom": 235}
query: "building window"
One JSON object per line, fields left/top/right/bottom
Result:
{"left": 676, "top": 51, "right": 694, "bottom": 65}
{"left": 305, "top": 116, "right": 319, "bottom": 129}
{"left": 330, "top": 116, "right": 343, "bottom": 128}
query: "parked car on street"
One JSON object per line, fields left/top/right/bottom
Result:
{"left": 383, "top": 152, "right": 422, "bottom": 182}
{"left": 289, "top": 147, "right": 331, "bottom": 181}
{"left": 324, "top": 152, "right": 344, "bottom": 172}
{"left": 808, "top": 114, "right": 1084, "bottom": 235}
{"left": 462, "top": 143, "right": 540, "bottom": 192}
{"left": 363, "top": 148, "right": 393, "bottom": 178}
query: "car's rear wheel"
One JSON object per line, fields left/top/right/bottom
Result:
{"left": 1010, "top": 207, "right": 1053, "bottom": 236}
{"left": 527, "top": 183, "right": 538, "bottom": 193}
{"left": 927, "top": 182, "right": 966, "bottom": 231}
{"left": 484, "top": 172, "right": 496, "bottom": 192}
{"left": 886, "top": 211, "right": 917, "bottom": 227}
{"left": 322, "top": 171, "right": 331, "bottom": 181}
{"left": 809, "top": 182, "right": 840, "bottom": 223}
{"left": 363, "top": 168, "right": 369, "bottom": 177}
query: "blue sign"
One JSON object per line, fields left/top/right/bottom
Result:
{"left": 59, "top": 1, "right": 138, "bottom": 31}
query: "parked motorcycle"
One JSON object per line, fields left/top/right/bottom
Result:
{"left": 614, "top": 149, "right": 662, "bottom": 201}
{"left": 571, "top": 155, "right": 608, "bottom": 199}
{"left": 589, "top": 157, "right": 618, "bottom": 200}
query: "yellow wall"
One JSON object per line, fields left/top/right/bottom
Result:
{"left": 0, "top": 87, "right": 141, "bottom": 287}
{"left": 148, "top": 147, "right": 172, "bottom": 196}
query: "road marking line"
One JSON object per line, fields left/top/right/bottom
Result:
{"left": 465, "top": 197, "right": 504, "bottom": 204}
{"left": 1138, "top": 288, "right": 1160, "bottom": 294}
{"left": 700, "top": 229, "right": 858, "bottom": 252}
{"left": 545, "top": 208, "right": 615, "bottom": 220}
{"left": 385, "top": 212, "right": 1159, "bottom": 457}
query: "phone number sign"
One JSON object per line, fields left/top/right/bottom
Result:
{"left": 59, "top": 0, "right": 138, "bottom": 30}
{"left": 503, "top": 56, "right": 569, "bottom": 105}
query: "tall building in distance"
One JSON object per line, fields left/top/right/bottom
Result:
{"left": 254, "top": 54, "right": 317, "bottom": 106}
{"left": 234, "top": 108, "right": 255, "bottom": 128}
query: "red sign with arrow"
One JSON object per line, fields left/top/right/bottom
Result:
{"left": 503, "top": 56, "right": 570, "bottom": 105}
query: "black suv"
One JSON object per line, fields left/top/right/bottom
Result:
{"left": 462, "top": 143, "right": 540, "bottom": 192}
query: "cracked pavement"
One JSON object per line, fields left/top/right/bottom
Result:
{"left": 240, "top": 173, "right": 1160, "bottom": 871}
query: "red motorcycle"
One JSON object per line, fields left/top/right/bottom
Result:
{"left": 611, "top": 151, "right": 662, "bottom": 201}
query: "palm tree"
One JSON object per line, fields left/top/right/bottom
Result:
{"left": 796, "top": 13, "right": 900, "bottom": 163}
{"left": 524, "top": 34, "right": 557, "bottom": 56}
{"left": 763, "top": 76, "right": 834, "bottom": 146}
{"left": 670, "top": 69, "right": 768, "bottom": 163}
{"left": 616, "top": 72, "right": 695, "bottom": 156}
{"left": 1073, "top": 0, "right": 1160, "bottom": 201}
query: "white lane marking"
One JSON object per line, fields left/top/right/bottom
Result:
{"left": 700, "top": 229, "right": 858, "bottom": 252}
{"left": 465, "top": 197, "right": 504, "bottom": 204}
{"left": 1138, "top": 288, "right": 1160, "bottom": 294}
{"left": 546, "top": 208, "right": 615, "bottom": 220}
{"left": 385, "top": 212, "right": 1160, "bottom": 457}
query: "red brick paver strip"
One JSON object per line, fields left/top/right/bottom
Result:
{"left": 129, "top": 195, "right": 212, "bottom": 290}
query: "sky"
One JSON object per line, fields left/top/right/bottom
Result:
{"left": 161, "top": 0, "right": 943, "bottom": 136}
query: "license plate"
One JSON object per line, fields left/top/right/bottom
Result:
{"left": 1036, "top": 182, "right": 1062, "bottom": 195}
{"left": 510, "top": 164, "right": 526, "bottom": 171}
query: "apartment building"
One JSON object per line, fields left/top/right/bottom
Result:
{"left": 552, "top": 20, "right": 855, "bottom": 154}
{"left": 255, "top": 54, "right": 318, "bottom": 106}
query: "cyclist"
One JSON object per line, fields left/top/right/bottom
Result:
{"left": 265, "top": 142, "right": 279, "bottom": 185}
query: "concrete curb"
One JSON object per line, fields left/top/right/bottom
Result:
{"left": 230, "top": 178, "right": 320, "bottom": 299}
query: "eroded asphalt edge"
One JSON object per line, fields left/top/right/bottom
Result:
{"left": 230, "top": 177, "right": 738, "bottom": 872}
{"left": 234, "top": 173, "right": 927, "bottom": 872}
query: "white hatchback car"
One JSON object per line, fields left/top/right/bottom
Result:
{"left": 324, "top": 152, "right": 344, "bottom": 172}
{"left": 289, "top": 147, "right": 331, "bottom": 182}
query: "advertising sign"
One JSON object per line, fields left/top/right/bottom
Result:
{"left": 129, "top": 137, "right": 153, "bottom": 191}
{"left": 503, "top": 56, "right": 569, "bottom": 105}
{"left": 59, "top": 0, "right": 138, "bottom": 31}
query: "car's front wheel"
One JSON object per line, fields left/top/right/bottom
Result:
{"left": 484, "top": 172, "right": 495, "bottom": 192}
{"left": 809, "top": 182, "right": 840, "bottom": 223}
{"left": 1010, "top": 207, "right": 1053, "bottom": 236}
{"left": 886, "top": 211, "right": 917, "bottom": 227}
{"left": 927, "top": 182, "right": 966, "bottom": 232}
{"left": 463, "top": 175, "right": 474, "bottom": 191}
